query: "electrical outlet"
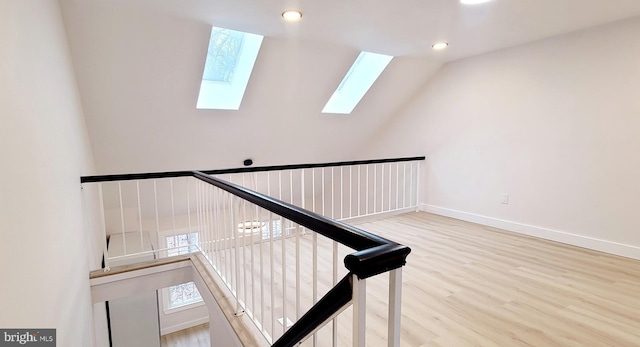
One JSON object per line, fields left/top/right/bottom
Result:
{"left": 501, "top": 193, "right": 509, "bottom": 204}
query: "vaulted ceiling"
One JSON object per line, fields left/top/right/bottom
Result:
{"left": 60, "top": 0, "right": 640, "bottom": 174}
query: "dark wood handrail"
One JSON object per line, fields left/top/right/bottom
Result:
{"left": 271, "top": 275, "right": 353, "bottom": 347}
{"left": 80, "top": 156, "right": 425, "bottom": 183}
{"left": 191, "top": 171, "right": 411, "bottom": 278}
{"left": 83, "top": 157, "right": 418, "bottom": 346}
{"left": 191, "top": 169, "right": 412, "bottom": 346}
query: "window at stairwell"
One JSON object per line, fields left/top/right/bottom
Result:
{"left": 165, "top": 232, "right": 202, "bottom": 310}
{"left": 322, "top": 51, "right": 393, "bottom": 114}
{"left": 196, "top": 27, "right": 264, "bottom": 110}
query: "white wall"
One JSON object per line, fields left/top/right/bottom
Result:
{"left": 83, "top": 184, "right": 111, "bottom": 347}
{"left": 362, "top": 16, "right": 640, "bottom": 258}
{"left": 0, "top": 1, "right": 105, "bottom": 346}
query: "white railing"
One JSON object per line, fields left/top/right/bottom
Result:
{"left": 192, "top": 179, "right": 338, "bottom": 344}
{"left": 220, "top": 161, "right": 421, "bottom": 223}
{"left": 81, "top": 158, "right": 422, "bottom": 346}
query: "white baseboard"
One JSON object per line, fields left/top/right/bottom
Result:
{"left": 340, "top": 207, "right": 417, "bottom": 225}
{"left": 420, "top": 204, "right": 640, "bottom": 260}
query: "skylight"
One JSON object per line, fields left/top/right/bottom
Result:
{"left": 196, "top": 27, "right": 264, "bottom": 110}
{"left": 322, "top": 51, "right": 393, "bottom": 114}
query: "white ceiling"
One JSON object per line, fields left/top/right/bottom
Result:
{"left": 65, "top": 0, "right": 640, "bottom": 60}
{"left": 59, "top": 0, "right": 640, "bottom": 174}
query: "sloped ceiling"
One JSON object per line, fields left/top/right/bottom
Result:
{"left": 60, "top": 0, "right": 640, "bottom": 174}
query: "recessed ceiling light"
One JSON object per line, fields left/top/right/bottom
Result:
{"left": 282, "top": 10, "right": 302, "bottom": 22}
{"left": 461, "top": 0, "right": 492, "bottom": 4}
{"left": 432, "top": 42, "right": 449, "bottom": 50}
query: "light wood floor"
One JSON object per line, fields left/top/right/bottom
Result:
{"left": 161, "top": 323, "right": 209, "bottom": 347}
{"left": 164, "top": 212, "right": 640, "bottom": 346}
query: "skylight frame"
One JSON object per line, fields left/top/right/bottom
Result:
{"left": 196, "top": 27, "right": 264, "bottom": 110}
{"left": 322, "top": 51, "right": 394, "bottom": 114}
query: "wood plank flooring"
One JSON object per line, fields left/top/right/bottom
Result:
{"left": 163, "top": 212, "right": 640, "bottom": 346}
{"left": 161, "top": 323, "right": 209, "bottom": 347}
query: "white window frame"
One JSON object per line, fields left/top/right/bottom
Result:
{"left": 159, "top": 228, "right": 204, "bottom": 314}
